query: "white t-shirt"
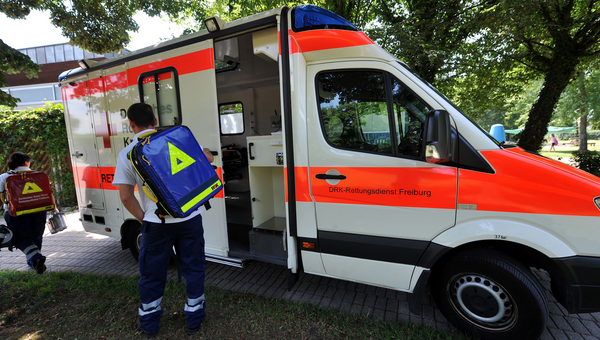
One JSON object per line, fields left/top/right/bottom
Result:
{"left": 112, "top": 129, "right": 203, "bottom": 223}
{"left": 0, "top": 166, "right": 32, "bottom": 211}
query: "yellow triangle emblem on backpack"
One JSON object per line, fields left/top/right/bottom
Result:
{"left": 22, "top": 182, "right": 43, "bottom": 194}
{"left": 169, "top": 142, "right": 196, "bottom": 175}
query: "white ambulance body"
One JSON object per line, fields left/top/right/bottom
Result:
{"left": 59, "top": 5, "right": 600, "bottom": 339}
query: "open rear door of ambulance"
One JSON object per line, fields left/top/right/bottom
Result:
{"left": 126, "top": 40, "right": 228, "bottom": 259}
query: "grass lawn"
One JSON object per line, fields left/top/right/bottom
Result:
{"left": 0, "top": 271, "right": 471, "bottom": 340}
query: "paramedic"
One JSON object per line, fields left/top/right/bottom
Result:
{"left": 113, "top": 103, "right": 213, "bottom": 338}
{"left": 0, "top": 152, "right": 47, "bottom": 274}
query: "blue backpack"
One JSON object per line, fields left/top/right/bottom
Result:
{"left": 128, "top": 125, "right": 223, "bottom": 218}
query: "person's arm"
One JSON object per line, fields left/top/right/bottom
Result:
{"left": 203, "top": 148, "right": 214, "bottom": 163}
{"left": 119, "top": 184, "right": 144, "bottom": 223}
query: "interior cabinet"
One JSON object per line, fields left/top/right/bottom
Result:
{"left": 246, "top": 135, "right": 286, "bottom": 257}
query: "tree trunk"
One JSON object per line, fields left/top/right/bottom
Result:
{"left": 576, "top": 72, "right": 589, "bottom": 152}
{"left": 518, "top": 58, "right": 577, "bottom": 151}
{"left": 579, "top": 115, "right": 588, "bottom": 151}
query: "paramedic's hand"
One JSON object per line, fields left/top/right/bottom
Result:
{"left": 118, "top": 184, "right": 144, "bottom": 223}
{"left": 203, "top": 148, "right": 214, "bottom": 163}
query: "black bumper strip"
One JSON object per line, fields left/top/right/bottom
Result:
{"left": 318, "top": 231, "right": 429, "bottom": 265}
{"left": 553, "top": 256, "right": 600, "bottom": 313}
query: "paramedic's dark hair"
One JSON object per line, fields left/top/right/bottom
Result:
{"left": 127, "top": 103, "right": 156, "bottom": 128}
{"left": 7, "top": 152, "right": 31, "bottom": 170}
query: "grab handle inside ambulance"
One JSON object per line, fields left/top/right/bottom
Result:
{"left": 249, "top": 142, "right": 255, "bottom": 160}
{"left": 423, "top": 110, "right": 454, "bottom": 165}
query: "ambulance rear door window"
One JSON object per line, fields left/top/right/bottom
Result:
{"left": 138, "top": 67, "right": 182, "bottom": 127}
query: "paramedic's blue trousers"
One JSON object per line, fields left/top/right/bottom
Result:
{"left": 4, "top": 212, "right": 46, "bottom": 267}
{"left": 138, "top": 214, "right": 205, "bottom": 333}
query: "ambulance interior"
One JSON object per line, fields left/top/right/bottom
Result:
{"left": 214, "top": 27, "right": 287, "bottom": 265}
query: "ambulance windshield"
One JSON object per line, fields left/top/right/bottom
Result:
{"left": 292, "top": 5, "right": 358, "bottom": 32}
{"left": 396, "top": 62, "right": 502, "bottom": 148}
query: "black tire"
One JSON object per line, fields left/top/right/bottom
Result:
{"left": 127, "top": 222, "right": 142, "bottom": 262}
{"left": 431, "top": 247, "right": 548, "bottom": 340}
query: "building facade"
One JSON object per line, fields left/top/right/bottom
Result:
{"left": 2, "top": 43, "right": 127, "bottom": 110}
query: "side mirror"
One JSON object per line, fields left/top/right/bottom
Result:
{"left": 423, "top": 110, "right": 454, "bottom": 164}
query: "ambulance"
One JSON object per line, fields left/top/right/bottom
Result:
{"left": 59, "top": 5, "right": 600, "bottom": 339}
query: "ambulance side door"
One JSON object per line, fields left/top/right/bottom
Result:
{"left": 306, "top": 61, "right": 458, "bottom": 291}
{"left": 63, "top": 75, "right": 106, "bottom": 212}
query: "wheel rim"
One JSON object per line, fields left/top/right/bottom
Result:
{"left": 447, "top": 273, "right": 517, "bottom": 330}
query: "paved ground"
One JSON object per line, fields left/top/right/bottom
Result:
{"left": 2, "top": 212, "right": 600, "bottom": 340}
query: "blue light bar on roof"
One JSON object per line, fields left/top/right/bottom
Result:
{"left": 292, "top": 5, "right": 358, "bottom": 32}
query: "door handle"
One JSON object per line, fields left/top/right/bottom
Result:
{"left": 315, "top": 174, "right": 347, "bottom": 180}
{"left": 72, "top": 152, "right": 83, "bottom": 157}
{"left": 248, "top": 142, "right": 255, "bottom": 160}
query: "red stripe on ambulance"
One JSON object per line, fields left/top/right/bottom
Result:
{"left": 62, "top": 48, "right": 214, "bottom": 100}
{"left": 72, "top": 166, "right": 225, "bottom": 198}
{"left": 287, "top": 29, "right": 374, "bottom": 54}
{"left": 309, "top": 166, "right": 457, "bottom": 209}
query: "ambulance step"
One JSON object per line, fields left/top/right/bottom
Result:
{"left": 206, "top": 254, "right": 246, "bottom": 268}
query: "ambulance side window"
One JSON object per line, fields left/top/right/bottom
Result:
{"left": 392, "top": 78, "right": 429, "bottom": 158}
{"left": 317, "top": 71, "right": 393, "bottom": 155}
{"left": 219, "top": 102, "right": 244, "bottom": 135}
{"left": 317, "top": 69, "right": 430, "bottom": 158}
{"left": 138, "top": 67, "right": 182, "bottom": 127}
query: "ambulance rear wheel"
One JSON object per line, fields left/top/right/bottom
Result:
{"left": 127, "top": 223, "right": 142, "bottom": 262}
{"left": 431, "top": 248, "right": 548, "bottom": 340}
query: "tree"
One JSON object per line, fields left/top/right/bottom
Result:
{"left": 371, "top": 0, "right": 481, "bottom": 85}
{"left": 1, "top": 0, "right": 205, "bottom": 107}
{"left": 177, "top": 0, "right": 377, "bottom": 31}
{"left": 485, "top": 0, "right": 600, "bottom": 151}
{"left": 366, "top": 1, "right": 534, "bottom": 123}
{"left": 0, "top": 38, "right": 39, "bottom": 108}
{"left": 552, "top": 63, "right": 600, "bottom": 148}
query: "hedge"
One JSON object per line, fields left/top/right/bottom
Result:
{"left": 0, "top": 103, "right": 76, "bottom": 207}
{"left": 572, "top": 151, "right": 600, "bottom": 177}
{"left": 558, "top": 130, "right": 600, "bottom": 141}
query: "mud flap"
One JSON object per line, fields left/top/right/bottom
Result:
{"left": 409, "top": 269, "right": 431, "bottom": 315}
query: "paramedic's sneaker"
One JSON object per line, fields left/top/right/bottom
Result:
{"left": 137, "top": 323, "right": 158, "bottom": 338}
{"left": 187, "top": 324, "right": 201, "bottom": 336}
{"left": 34, "top": 256, "right": 46, "bottom": 274}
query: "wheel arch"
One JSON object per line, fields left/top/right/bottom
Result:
{"left": 419, "top": 221, "right": 575, "bottom": 310}
{"left": 431, "top": 218, "right": 577, "bottom": 259}
{"left": 119, "top": 218, "right": 140, "bottom": 250}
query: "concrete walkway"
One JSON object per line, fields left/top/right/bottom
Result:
{"left": 1, "top": 212, "right": 599, "bottom": 340}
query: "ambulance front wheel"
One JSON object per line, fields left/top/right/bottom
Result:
{"left": 127, "top": 222, "right": 142, "bottom": 261}
{"left": 431, "top": 247, "right": 548, "bottom": 340}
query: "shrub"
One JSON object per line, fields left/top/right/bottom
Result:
{"left": 0, "top": 103, "right": 76, "bottom": 206}
{"left": 572, "top": 151, "right": 600, "bottom": 177}
{"left": 558, "top": 130, "right": 600, "bottom": 141}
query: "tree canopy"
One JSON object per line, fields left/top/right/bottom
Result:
{"left": 0, "top": 38, "right": 39, "bottom": 108}
{"left": 485, "top": 0, "right": 600, "bottom": 150}
{"left": 3, "top": 0, "right": 600, "bottom": 152}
